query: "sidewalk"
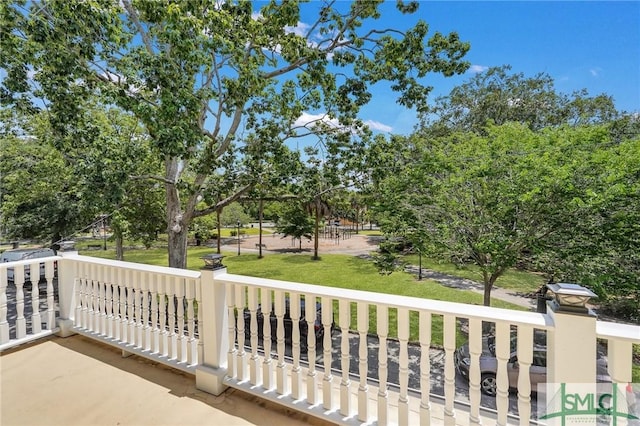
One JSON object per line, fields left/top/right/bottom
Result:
{"left": 405, "top": 266, "right": 536, "bottom": 310}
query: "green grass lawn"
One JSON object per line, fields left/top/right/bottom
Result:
{"left": 357, "top": 229, "right": 383, "bottom": 236}
{"left": 401, "top": 254, "right": 545, "bottom": 294}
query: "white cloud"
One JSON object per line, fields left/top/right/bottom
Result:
{"left": 364, "top": 120, "right": 392, "bottom": 133}
{"left": 294, "top": 112, "right": 340, "bottom": 129}
{"left": 294, "top": 112, "right": 392, "bottom": 133}
{"left": 285, "top": 21, "right": 311, "bottom": 38}
{"left": 468, "top": 64, "right": 489, "bottom": 74}
{"left": 589, "top": 67, "right": 601, "bottom": 77}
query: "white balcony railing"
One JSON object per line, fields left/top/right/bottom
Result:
{"left": 0, "top": 255, "right": 59, "bottom": 349}
{"left": 1, "top": 250, "right": 638, "bottom": 425}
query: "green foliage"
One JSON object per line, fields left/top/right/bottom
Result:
{"left": 219, "top": 202, "right": 252, "bottom": 227}
{"left": 0, "top": 102, "right": 164, "bottom": 254}
{"left": 422, "top": 65, "right": 618, "bottom": 135}
{"left": 532, "top": 135, "right": 640, "bottom": 318}
{"left": 0, "top": 123, "right": 81, "bottom": 243}
{"left": 276, "top": 202, "right": 314, "bottom": 244}
{"left": 371, "top": 123, "right": 638, "bottom": 307}
{"left": 2, "top": 0, "right": 470, "bottom": 268}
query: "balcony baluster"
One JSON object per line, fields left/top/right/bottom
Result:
{"left": 141, "top": 273, "right": 151, "bottom": 352}
{"left": 247, "top": 286, "right": 260, "bottom": 387}
{"left": 186, "top": 278, "right": 197, "bottom": 366}
{"left": 274, "top": 289, "right": 288, "bottom": 395}
{"left": 419, "top": 311, "right": 432, "bottom": 424}
{"left": 225, "top": 281, "right": 236, "bottom": 380}
{"left": 377, "top": 305, "right": 389, "bottom": 425}
{"left": 321, "top": 296, "right": 334, "bottom": 410}
{"left": 235, "top": 285, "right": 248, "bottom": 381}
{"left": 175, "top": 277, "right": 186, "bottom": 363}
{"left": 15, "top": 268, "right": 26, "bottom": 339}
{"left": 105, "top": 269, "right": 114, "bottom": 339}
{"left": 0, "top": 269, "right": 9, "bottom": 343}
{"left": 397, "top": 307, "right": 409, "bottom": 425}
{"left": 339, "top": 299, "right": 352, "bottom": 417}
{"left": 290, "top": 293, "right": 303, "bottom": 400}
{"left": 135, "top": 273, "right": 144, "bottom": 351}
{"left": 305, "top": 293, "right": 318, "bottom": 405}
{"left": 495, "top": 322, "right": 511, "bottom": 426}
{"left": 261, "top": 288, "right": 274, "bottom": 391}
{"left": 150, "top": 275, "right": 159, "bottom": 354}
{"left": 358, "top": 302, "right": 371, "bottom": 423}
{"left": 158, "top": 277, "right": 168, "bottom": 357}
{"left": 29, "top": 261, "right": 41, "bottom": 334}
{"left": 44, "top": 262, "right": 56, "bottom": 330}
{"left": 468, "top": 318, "right": 482, "bottom": 424}
{"left": 443, "top": 314, "right": 456, "bottom": 425}
{"left": 516, "top": 325, "right": 533, "bottom": 423}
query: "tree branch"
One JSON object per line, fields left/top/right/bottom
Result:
{"left": 129, "top": 174, "right": 174, "bottom": 185}
{"left": 121, "top": 0, "right": 154, "bottom": 54}
{"left": 192, "top": 184, "right": 253, "bottom": 218}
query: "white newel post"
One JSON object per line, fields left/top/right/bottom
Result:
{"left": 545, "top": 283, "right": 598, "bottom": 385}
{"left": 195, "top": 260, "right": 229, "bottom": 396}
{"left": 56, "top": 242, "right": 79, "bottom": 337}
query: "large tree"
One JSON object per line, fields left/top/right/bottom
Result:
{"left": 1, "top": 0, "right": 470, "bottom": 268}
{"left": 0, "top": 110, "right": 82, "bottom": 245}
{"left": 372, "top": 123, "right": 617, "bottom": 306}
{"left": 0, "top": 101, "right": 164, "bottom": 259}
{"left": 422, "top": 65, "right": 618, "bottom": 136}
{"left": 533, "top": 134, "right": 640, "bottom": 320}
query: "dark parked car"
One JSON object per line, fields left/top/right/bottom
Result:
{"left": 242, "top": 298, "right": 335, "bottom": 349}
{"left": 455, "top": 330, "right": 611, "bottom": 396}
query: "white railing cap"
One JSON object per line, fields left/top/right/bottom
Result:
{"left": 216, "top": 272, "right": 550, "bottom": 329}
{"left": 596, "top": 320, "right": 640, "bottom": 343}
{"left": 67, "top": 254, "right": 201, "bottom": 279}
{"left": 0, "top": 255, "right": 60, "bottom": 269}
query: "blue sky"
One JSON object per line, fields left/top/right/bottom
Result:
{"left": 301, "top": 1, "right": 640, "bottom": 136}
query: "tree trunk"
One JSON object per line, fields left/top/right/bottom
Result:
{"left": 166, "top": 179, "right": 188, "bottom": 269}
{"left": 313, "top": 204, "right": 320, "bottom": 260}
{"left": 216, "top": 209, "right": 221, "bottom": 254}
{"left": 168, "top": 227, "right": 188, "bottom": 269}
{"left": 482, "top": 270, "right": 493, "bottom": 307}
{"left": 483, "top": 283, "right": 492, "bottom": 307}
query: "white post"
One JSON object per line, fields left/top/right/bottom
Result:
{"left": 195, "top": 267, "right": 229, "bottom": 396}
{"left": 56, "top": 247, "right": 79, "bottom": 337}
{"left": 546, "top": 284, "right": 598, "bottom": 385}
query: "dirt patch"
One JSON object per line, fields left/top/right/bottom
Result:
{"left": 226, "top": 233, "right": 379, "bottom": 256}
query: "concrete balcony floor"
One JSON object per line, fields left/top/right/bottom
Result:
{"left": 1, "top": 335, "right": 333, "bottom": 426}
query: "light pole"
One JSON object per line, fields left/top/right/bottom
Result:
{"left": 236, "top": 220, "right": 241, "bottom": 256}
{"left": 101, "top": 214, "right": 107, "bottom": 250}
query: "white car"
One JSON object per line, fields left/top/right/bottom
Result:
{"left": 0, "top": 248, "right": 56, "bottom": 282}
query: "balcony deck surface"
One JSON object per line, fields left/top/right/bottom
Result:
{"left": 1, "top": 335, "right": 333, "bottom": 426}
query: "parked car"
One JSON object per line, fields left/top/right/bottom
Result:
{"left": 626, "top": 383, "right": 640, "bottom": 424}
{"left": 454, "top": 330, "right": 611, "bottom": 396}
{"left": 0, "top": 248, "right": 56, "bottom": 282}
{"left": 242, "top": 298, "right": 335, "bottom": 349}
